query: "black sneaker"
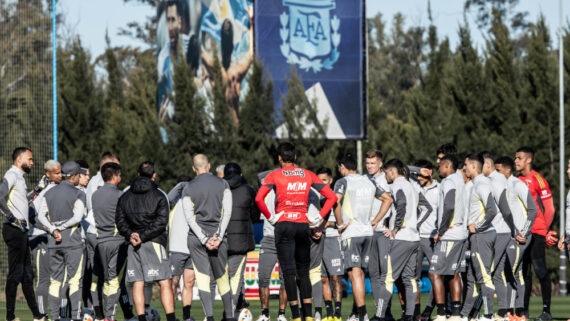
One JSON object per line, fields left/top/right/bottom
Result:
{"left": 534, "top": 312, "right": 552, "bottom": 321}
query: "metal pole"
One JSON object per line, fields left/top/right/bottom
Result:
{"left": 52, "top": 0, "right": 57, "bottom": 161}
{"left": 559, "top": 0, "right": 567, "bottom": 297}
{"left": 357, "top": 140, "right": 363, "bottom": 174}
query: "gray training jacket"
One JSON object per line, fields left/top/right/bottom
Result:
{"left": 92, "top": 183, "right": 123, "bottom": 242}
{"left": 181, "top": 173, "right": 233, "bottom": 245}
{"left": 38, "top": 181, "right": 86, "bottom": 248}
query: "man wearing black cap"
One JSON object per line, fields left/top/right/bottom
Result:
{"left": 224, "top": 162, "right": 256, "bottom": 317}
{"left": 0, "top": 147, "right": 45, "bottom": 321}
{"left": 38, "top": 161, "right": 87, "bottom": 321}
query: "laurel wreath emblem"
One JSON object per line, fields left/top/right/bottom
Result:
{"left": 279, "top": 12, "right": 340, "bottom": 73}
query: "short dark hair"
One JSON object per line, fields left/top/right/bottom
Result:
{"left": 440, "top": 154, "right": 458, "bottom": 171}
{"left": 12, "top": 147, "right": 30, "bottom": 162}
{"left": 414, "top": 159, "right": 433, "bottom": 170}
{"left": 437, "top": 143, "right": 457, "bottom": 156}
{"left": 100, "top": 151, "right": 120, "bottom": 163}
{"left": 278, "top": 142, "right": 296, "bottom": 163}
{"left": 495, "top": 156, "right": 514, "bottom": 172}
{"left": 137, "top": 161, "right": 155, "bottom": 178}
{"left": 338, "top": 153, "right": 357, "bottom": 171}
{"left": 365, "top": 150, "right": 383, "bottom": 161}
{"left": 480, "top": 151, "right": 494, "bottom": 165}
{"left": 466, "top": 153, "right": 484, "bottom": 171}
{"left": 316, "top": 167, "right": 332, "bottom": 177}
{"left": 166, "top": 0, "right": 181, "bottom": 14}
{"left": 75, "top": 160, "right": 89, "bottom": 170}
{"left": 176, "top": 174, "right": 192, "bottom": 183}
{"left": 101, "top": 163, "right": 121, "bottom": 182}
{"left": 516, "top": 146, "right": 534, "bottom": 161}
{"left": 385, "top": 158, "right": 407, "bottom": 176}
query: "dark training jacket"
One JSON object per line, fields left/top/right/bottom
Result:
{"left": 116, "top": 176, "right": 169, "bottom": 247}
{"left": 225, "top": 174, "right": 256, "bottom": 255}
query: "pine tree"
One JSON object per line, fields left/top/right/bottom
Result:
{"left": 211, "top": 53, "right": 237, "bottom": 166}
{"left": 238, "top": 60, "right": 277, "bottom": 184}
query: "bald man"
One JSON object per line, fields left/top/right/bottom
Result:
{"left": 182, "top": 154, "right": 235, "bottom": 321}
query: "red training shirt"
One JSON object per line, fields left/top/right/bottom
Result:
{"left": 255, "top": 166, "right": 337, "bottom": 224}
{"left": 518, "top": 169, "right": 555, "bottom": 236}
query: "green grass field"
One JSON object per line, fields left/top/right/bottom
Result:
{"left": 3, "top": 294, "right": 570, "bottom": 321}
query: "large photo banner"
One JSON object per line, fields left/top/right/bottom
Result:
{"left": 255, "top": 0, "right": 366, "bottom": 139}
{"left": 157, "top": 0, "right": 254, "bottom": 139}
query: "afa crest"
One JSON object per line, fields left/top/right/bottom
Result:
{"left": 280, "top": 0, "right": 340, "bottom": 73}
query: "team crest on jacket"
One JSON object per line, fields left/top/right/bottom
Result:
{"left": 280, "top": 0, "right": 340, "bottom": 73}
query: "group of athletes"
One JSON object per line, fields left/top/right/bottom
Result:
{"left": 0, "top": 141, "right": 563, "bottom": 321}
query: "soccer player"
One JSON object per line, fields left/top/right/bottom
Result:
{"left": 496, "top": 156, "right": 537, "bottom": 320}
{"left": 461, "top": 153, "right": 498, "bottom": 321}
{"left": 317, "top": 168, "right": 343, "bottom": 321}
{"left": 167, "top": 176, "right": 195, "bottom": 321}
{"left": 29, "top": 160, "right": 62, "bottom": 319}
{"left": 515, "top": 147, "right": 555, "bottom": 321}
{"left": 116, "top": 161, "right": 177, "bottom": 321}
{"left": 364, "top": 150, "right": 395, "bottom": 321}
{"left": 333, "top": 153, "right": 390, "bottom": 321}
{"left": 427, "top": 154, "right": 467, "bottom": 321}
{"left": 85, "top": 152, "right": 120, "bottom": 319}
{"left": 0, "top": 147, "right": 44, "bottom": 321}
{"left": 92, "top": 162, "right": 128, "bottom": 321}
{"left": 255, "top": 143, "right": 337, "bottom": 321}
{"left": 38, "top": 161, "right": 87, "bottom": 321}
{"left": 223, "top": 163, "right": 257, "bottom": 316}
{"left": 255, "top": 169, "right": 288, "bottom": 321}
{"left": 181, "top": 154, "right": 234, "bottom": 321}
{"left": 374, "top": 159, "right": 420, "bottom": 321}
{"left": 436, "top": 144, "right": 457, "bottom": 164}
{"left": 481, "top": 152, "right": 518, "bottom": 320}
{"left": 411, "top": 159, "right": 438, "bottom": 320}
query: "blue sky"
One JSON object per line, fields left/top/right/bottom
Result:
{"left": 59, "top": 0, "right": 570, "bottom": 61}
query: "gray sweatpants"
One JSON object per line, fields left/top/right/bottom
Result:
{"left": 368, "top": 231, "right": 391, "bottom": 313}
{"left": 228, "top": 254, "right": 247, "bottom": 312}
{"left": 417, "top": 237, "right": 435, "bottom": 309}
{"left": 505, "top": 238, "right": 531, "bottom": 310}
{"left": 257, "top": 236, "right": 284, "bottom": 289}
{"left": 376, "top": 240, "right": 419, "bottom": 318}
{"left": 310, "top": 235, "right": 325, "bottom": 309}
{"left": 460, "top": 230, "right": 496, "bottom": 317}
{"left": 85, "top": 233, "right": 102, "bottom": 309}
{"left": 188, "top": 234, "right": 234, "bottom": 319}
{"left": 49, "top": 246, "right": 85, "bottom": 321}
{"left": 30, "top": 235, "right": 49, "bottom": 316}
{"left": 492, "top": 233, "right": 511, "bottom": 311}
{"left": 98, "top": 239, "right": 128, "bottom": 320}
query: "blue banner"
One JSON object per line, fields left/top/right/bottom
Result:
{"left": 255, "top": 0, "right": 366, "bottom": 139}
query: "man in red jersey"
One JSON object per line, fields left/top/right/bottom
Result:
{"left": 255, "top": 142, "right": 337, "bottom": 321}
{"left": 515, "top": 146, "right": 555, "bottom": 321}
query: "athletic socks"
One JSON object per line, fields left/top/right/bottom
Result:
{"left": 166, "top": 312, "right": 176, "bottom": 321}
{"left": 451, "top": 301, "right": 461, "bottom": 316}
{"left": 302, "top": 303, "right": 313, "bottom": 318}
{"left": 139, "top": 315, "right": 147, "bottom": 321}
{"left": 497, "top": 308, "right": 507, "bottom": 317}
{"left": 207, "top": 316, "right": 215, "bottom": 321}
{"left": 279, "top": 309, "right": 286, "bottom": 316}
{"left": 516, "top": 308, "right": 525, "bottom": 316}
{"left": 325, "top": 301, "right": 333, "bottom": 317}
{"left": 262, "top": 308, "right": 270, "bottom": 317}
{"left": 291, "top": 304, "right": 301, "bottom": 319}
{"left": 183, "top": 305, "right": 192, "bottom": 320}
{"left": 334, "top": 301, "right": 342, "bottom": 318}
{"left": 413, "top": 304, "right": 420, "bottom": 318}
{"left": 357, "top": 305, "right": 366, "bottom": 321}
{"left": 94, "top": 305, "right": 104, "bottom": 319}
{"left": 436, "top": 304, "right": 446, "bottom": 316}
{"left": 315, "top": 307, "right": 322, "bottom": 317}
{"left": 422, "top": 305, "right": 434, "bottom": 317}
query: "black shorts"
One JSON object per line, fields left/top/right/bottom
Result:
{"left": 274, "top": 221, "right": 311, "bottom": 273}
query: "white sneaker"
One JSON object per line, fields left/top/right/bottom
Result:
{"left": 433, "top": 315, "right": 447, "bottom": 321}
{"left": 346, "top": 314, "right": 357, "bottom": 321}
{"left": 478, "top": 317, "right": 494, "bottom": 321}
{"left": 257, "top": 314, "right": 271, "bottom": 321}
{"left": 447, "top": 316, "right": 462, "bottom": 321}
{"left": 277, "top": 314, "right": 287, "bottom": 321}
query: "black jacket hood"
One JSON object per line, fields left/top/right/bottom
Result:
{"left": 130, "top": 176, "right": 156, "bottom": 194}
{"left": 225, "top": 174, "right": 245, "bottom": 190}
